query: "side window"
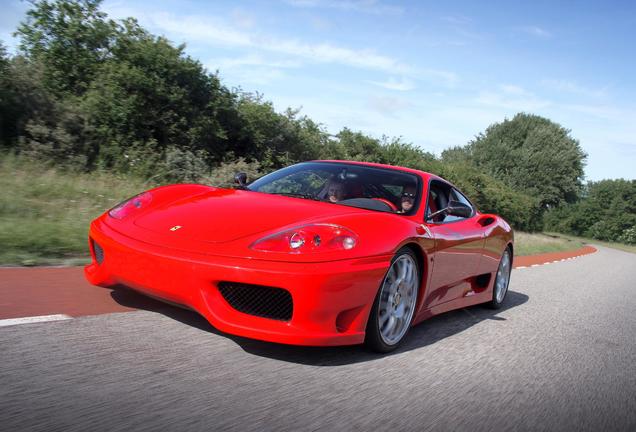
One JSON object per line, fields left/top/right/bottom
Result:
{"left": 426, "top": 181, "right": 450, "bottom": 223}
{"left": 427, "top": 181, "right": 475, "bottom": 224}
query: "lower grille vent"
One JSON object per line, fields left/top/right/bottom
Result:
{"left": 218, "top": 282, "right": 292, "bottom": 321}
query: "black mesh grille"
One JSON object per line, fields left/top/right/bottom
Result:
{"left": 92, "top": 240, "right": 104, "bottom": 265}
{"left": 218, "top": 282, "right": 292, "bottom": 321}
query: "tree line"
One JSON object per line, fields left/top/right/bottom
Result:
{"left": 1, "top": 0, "right": 632, "bottom": 242}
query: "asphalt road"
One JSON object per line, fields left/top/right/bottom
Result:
{"left": 1, "top": 246, "right": 635, "bottom": 432}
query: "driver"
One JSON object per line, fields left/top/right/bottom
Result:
{"left": 398, "top": 185, "right": 416, "bottom": 213}
{"left": 326, "top": 179, "right": 345, "bottom": 203}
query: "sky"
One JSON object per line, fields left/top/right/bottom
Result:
{"left": 1, "top": 0, "right": 635, "bottom": 181}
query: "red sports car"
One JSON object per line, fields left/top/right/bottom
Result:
{"left": 85, "top": 160, "right": 513, "bottom": 352}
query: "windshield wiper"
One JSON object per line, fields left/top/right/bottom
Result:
{"left": 270, "top": 192, "right": 319, "bottom": 201}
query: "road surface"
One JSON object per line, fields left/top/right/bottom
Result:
{"left": 1, "top": 246, "right": 634, "bottom": 431}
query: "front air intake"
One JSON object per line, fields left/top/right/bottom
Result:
{"left": 218, "top": 282, "right": 293, "bottom": 321}
{"left": 91, "top": 239, "right": 104, "bottom": 265}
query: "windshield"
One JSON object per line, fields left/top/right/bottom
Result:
{"left": 247, "top": 162, "right": 421, "bottom": 215}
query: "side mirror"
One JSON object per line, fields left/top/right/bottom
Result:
{"left": 234, "top": 172, "right": 248, "bottom": 189}
{"left": 447, "top": 200, "right": 472, "bottom": 218}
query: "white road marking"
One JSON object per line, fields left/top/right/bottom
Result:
{"left": 0, "top": 314, "right": 73, "bottom": 327}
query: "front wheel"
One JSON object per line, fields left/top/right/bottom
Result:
{"left": 365, "top": 247, "right": 420, "bottom": 353}
{"left": 488, "top": 248, "right": 512, "bottom": 309}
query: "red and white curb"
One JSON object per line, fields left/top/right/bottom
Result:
{"left": 515, "top": 255, "right": 585, "bottom": 269}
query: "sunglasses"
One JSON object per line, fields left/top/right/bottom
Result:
{"left": 401, "top": 192, "right": 415, "bottom": 199}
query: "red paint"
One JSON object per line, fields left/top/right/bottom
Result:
{"left": 83, "top": 161, "right": 517, "bottom": 346}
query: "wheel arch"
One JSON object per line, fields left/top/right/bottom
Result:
{"left": 399, "top": 241, "right": 429, "bottom": 314}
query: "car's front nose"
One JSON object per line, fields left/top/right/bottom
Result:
{"left": 85, "top": 218, "right": 391, "bottom": 346}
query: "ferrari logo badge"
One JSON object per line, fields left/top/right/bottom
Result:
{"left": 170, "top": 225, "right": 182, "bottom": 231}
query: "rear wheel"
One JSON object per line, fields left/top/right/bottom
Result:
{"left": 365, "top": 247, "right": 420, "bottom": 353}
{"left": 488, "top": 248, "right": 512, "bottom": 309}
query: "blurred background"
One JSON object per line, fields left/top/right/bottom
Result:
{"left": 0, "top": 0, "right": 634, "bottom": 265}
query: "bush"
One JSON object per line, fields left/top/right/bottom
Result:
{"left": 619, "top": 227, "right": 636, "bottom": 245}
{"left": 544, "top": 179, "right": 636, "bottom": 243}
{"left": 160, "top": 146, "right": 210, "bottom": 183}
{"left": 202, "top": 158, "right": 265, "bottom": 188}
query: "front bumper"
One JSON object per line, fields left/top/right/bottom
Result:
{"left": 85, "top": 220, "right": 391, "bottom": 346}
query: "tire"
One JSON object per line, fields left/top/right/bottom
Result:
{"left": 488, "top": 247, "right": 512, "bottom": 309}
{"left": 365, "top": 247, "right": 420, "bottom": 353}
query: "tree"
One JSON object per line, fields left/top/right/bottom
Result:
{"left": 232, "top": 95, "right": 326, "bottom": 169}
{"left": 444, "top": 113, "right": 587, "bottom": 209}
{"left": 80, "top": 18, "right": 233, "bottom": 172}
{"left": 0, "top": 47, "right": 60, "bottom": 150}
{"left": 0, "top": 42, "right": 10, "bottom": 146}
{"left": 15, "top": 0, "right": 117, "bottom": 95}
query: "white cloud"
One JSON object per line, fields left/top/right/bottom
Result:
{"left": 499, "top": 84, "right": 528, "bottom": 95}
{"left": 441, "top": 15, "right": 473, "bottom": 25}
{"left": 518, "top": 25, "right": 552, "bottom": 38}
{"left": 367, "top": 77, "right": 416, "bottom": 91}
{"left": 151, "top": 12, "right": 252, "bottom": 46}
{"left": 419, "top": 69, "right": 459, "bottom": 87}
{"left": 476, "top": 85, "right": 551, "bottom": 111}
{"left": 206, "top": 54, "right": 301, "bottom": 85}
{"left": 541, "top": 79, "right": 607, "bottom": 99}
{"left": 367, "top": 95, "right": 412, "bottom": 116}
{"left": 140, "top": 12, "right": 413, "bottom": 75}
{"left": 230, "top": 8, "right": 256, "bottom": 30}
{"left": 283, "top": 0, "right": 403, "bottom": 15}
{"left": 103, "top": 4, "right": 457, "bottom": 86}
{"left": 207, "top": 54, "right": 302, "bottom": 71}
{"left": 224, "top": 67, "right": 289, "bottom": 86}
{"left": 563, "top": 103, "right": 635, "bottom": 122}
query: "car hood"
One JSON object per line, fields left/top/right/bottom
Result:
{"left": 133, "top": 188, "right": 364, "bottom": 243}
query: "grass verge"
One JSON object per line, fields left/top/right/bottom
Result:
{"left": 544, "top": 232, "right": 636, "bottom": 254}
{"left": 0, "top": 154, "right": 149, "bottom": 266}
{"left": 514, "top": 231, "right": 584, "bottom": 256}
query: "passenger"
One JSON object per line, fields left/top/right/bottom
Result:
{"left": 399, "top": 185, "right": 416, "bottom": 213}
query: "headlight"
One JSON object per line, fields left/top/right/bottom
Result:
{"left": 108, "top": 192, "right": 153, "bottom": 219}
{"left": 250, "top": 224, "right": 358, "bottom": 254}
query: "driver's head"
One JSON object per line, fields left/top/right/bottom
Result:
{"left": 327, "top": 180, "right": 345, "bottom": 203}
{"left": 400, "top": 185, "right": 416, "bottom": 212}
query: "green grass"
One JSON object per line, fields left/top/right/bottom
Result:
{"left": 545, "top": 231, "right": 636, "bottom": 254}
{"left": 0, "top": 154, "right": 149, "bottom": 266}
{"left": 514, "top": 231, "right": 584, "bottom": 256}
